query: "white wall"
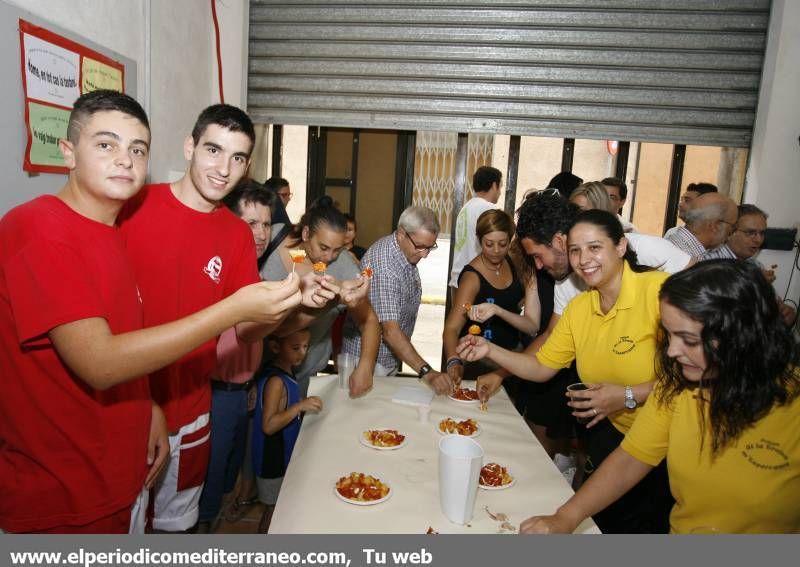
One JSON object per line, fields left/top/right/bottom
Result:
{"left": 744, "top": 0, "right": 800, "bottom": 306}
{"left": 8, "top": 0, "right": 249, "bottom": 183}
{"left": 9, "top": 0, "right": 146, "bottom": 99}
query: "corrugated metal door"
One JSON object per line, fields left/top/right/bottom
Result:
{"left": 247, "top": 0, "right": 769, "bottom": 147}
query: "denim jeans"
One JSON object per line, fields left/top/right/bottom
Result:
{"left": 198, "top": 388, "right": 250, "bottom": 522}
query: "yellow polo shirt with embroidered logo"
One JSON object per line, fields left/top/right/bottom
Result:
{"left": 621, "top": 387, "right": 800, "bottom": 533}
{"left": 536, "top": 262, "right": 668, "bottom": 433}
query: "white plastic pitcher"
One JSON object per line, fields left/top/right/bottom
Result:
{"left": 438, "top": 435, "right": 483, "bottom": 524}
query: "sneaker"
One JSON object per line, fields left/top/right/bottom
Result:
{"left": 553, "top": 452, "right": 576, "bottom": 473}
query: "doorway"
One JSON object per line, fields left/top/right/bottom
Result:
{"left": 307, "top": 127, "right": 414, "bottom": 249}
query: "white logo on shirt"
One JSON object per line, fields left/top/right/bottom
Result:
{"left": 203, "top": 256, "right": 223, "bottom": 283}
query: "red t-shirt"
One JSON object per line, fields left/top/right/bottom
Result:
{"left": 118, "top": 184, "right": 259, "bottom": 431}
{"left": 0, "top": 196, "right": 151, "bottom": 532}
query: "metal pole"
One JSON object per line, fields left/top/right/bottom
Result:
{"left": 442, "top": 132, "right": 469, "bottom": 369}
{"left": 663, "top": 144, "right": 687, "bottom": 233}
{"left": 504, "top": 135, "right": 521, "bottom": 215}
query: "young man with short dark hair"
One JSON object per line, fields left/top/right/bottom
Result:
{"left": 0, "top": 91, "right": 301, "bottom": 533}
{"left": 118, "top": 104, "right": 306, "bottom": 532}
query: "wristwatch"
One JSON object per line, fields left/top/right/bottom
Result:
{"left": 624, "top": 386, "right": 637, "bottom": 409}
{"left": 418, "top": 363, "right": 433, "bottom": 380}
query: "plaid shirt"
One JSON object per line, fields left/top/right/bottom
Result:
{"left": 342, "top": 232, "right": 421, "bottom": 370}
{"left": 666, "top": 226, "right": 736, "bottom": 261}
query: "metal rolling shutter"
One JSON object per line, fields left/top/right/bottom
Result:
{"left": 247, "top": 0, "right": 769, "bottom": 147}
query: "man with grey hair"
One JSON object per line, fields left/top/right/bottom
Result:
{"left": 665, "top": 192, "right": 738, "bottom": 261}
{"left": 341, "top": 206, "right": 453, "bottom": 394}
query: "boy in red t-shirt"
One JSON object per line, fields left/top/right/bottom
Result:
{"left": 0, "top": 91, "right": 302, "bottom": 534}
{"left": 117, "top": 104, "right": 340, "bottom": 532}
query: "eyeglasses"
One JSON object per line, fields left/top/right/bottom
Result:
{"left": 403, "top": 229, "right": 438, "bottom": 253}
{"left": 278, "top": 192, "right": 293, "bottom": 199}
{"left": 737, "top": 228, "right": 766, "bottom": 239}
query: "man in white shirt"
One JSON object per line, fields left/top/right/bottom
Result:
{"left": 602, "top": 177, "right": 638, "bottom": 233}
{"left": 448, "top": 166, "right": 501, "bottom": 290}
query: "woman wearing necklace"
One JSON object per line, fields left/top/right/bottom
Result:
{"left": 443, "top": 209, "right": 541, "bottom": 383}
{"left": 458, "top": 209, "right": 674, "bottom": 534}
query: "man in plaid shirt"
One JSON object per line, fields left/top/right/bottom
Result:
{"left": 342, "top": 206, "right": 452, "bottom": 394}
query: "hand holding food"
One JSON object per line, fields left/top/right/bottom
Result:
{"left": 235, "top": 273, "right": 301, "bottom": 325}
{"left": 300, "top": 272, "right": 338, "bottom": 308}
{"left": 456, "top": 334, "right": 490, "bottom": 362}
{"left": 340, "top": 275, "right": 369, "bottom": 308}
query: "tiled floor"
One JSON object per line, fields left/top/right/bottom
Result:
{"left": 212, "top": 497, "right": 265, "bottom": 534}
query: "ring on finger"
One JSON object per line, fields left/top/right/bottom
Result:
{"left": 593, "top": 408, "right": 598, "bottom": 416}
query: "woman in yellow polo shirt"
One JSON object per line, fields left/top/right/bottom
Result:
{"left": 458, "top": 209, "right": 673, "bottom": 533}
{"left": 520, "top": 260, "right": 800, "bottom": 533}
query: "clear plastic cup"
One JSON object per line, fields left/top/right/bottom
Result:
{"left": 566, "top": 382, "right": 591, "bottom": 424}
{"left": 337, "top": 353, "right": 356, "bottom": 390}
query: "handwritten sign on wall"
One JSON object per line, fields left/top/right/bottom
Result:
{"left": 19, "top": 19, "right": 125, "bottom": 174}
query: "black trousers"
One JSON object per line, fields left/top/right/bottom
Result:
{"left": 577, "top": 418, "right": 673, "bottom": 534}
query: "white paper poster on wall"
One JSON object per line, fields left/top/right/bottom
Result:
{"left": 22, "top": 32, "right": 79, "bottom": 107}
{"left": 18, "top": 18, "right": 125, "bottom": 174}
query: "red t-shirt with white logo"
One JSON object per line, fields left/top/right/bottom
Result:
{"left": 0, "top": 196, "right": 151, "bottom": 532}
{"left": 118, "top": 184, "right": 259, "bottom": 431}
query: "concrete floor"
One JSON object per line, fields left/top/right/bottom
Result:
{"left": 410, "top": 237, "right": 451, "bottom": 370}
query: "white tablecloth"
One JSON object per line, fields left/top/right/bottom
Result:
{"left": 269, "top": 375, "right": 599, "bottom": 534}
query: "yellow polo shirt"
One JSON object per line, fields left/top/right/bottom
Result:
{"left": 536, "top": 262, "right": 668, "bottom": 433}
{"left": 622, "top": 387, "right": 800, "bottom": 533}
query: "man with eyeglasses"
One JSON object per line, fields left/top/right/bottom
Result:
{"left": 722, "top": 204, "right": 796, "bottom": 324}
{"left": 341, "top": 206, "right": 453, "bottom": 394}
{"left": 665, "top": 192, "right": 738, "bottom": 261}
{"left": 265, "top": 176, "right": 292, "bottom": 208}
{"left": 724, "top": 204, "right": 769, "bottom": 265}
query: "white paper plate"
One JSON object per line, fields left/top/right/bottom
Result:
{"left": 334, "top": 481, "right": 392, "bottom": 506}
{"left": 359, "top": 429, "right": 408, "bottom": 451}
{"left": 479, "top": 476, "right": 516, "bottom": 490}
{"left": 436, "top": 417, "right": 481, "bottom": 438}
{"left": 447, "top": 389, "right": 481, "bottom": 405}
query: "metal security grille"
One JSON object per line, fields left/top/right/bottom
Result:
{"left": 247, "top": 1, "right": 769, "bottom": 148}
{"left": 413, "top": 132, "right": 494, "bottom": 235}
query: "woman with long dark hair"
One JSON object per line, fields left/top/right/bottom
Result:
{"left": 522, "top": 260, "right": 800, "bottom": 533}
{"left": 459, "top": 209, "right": 674, "bottom": 533}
